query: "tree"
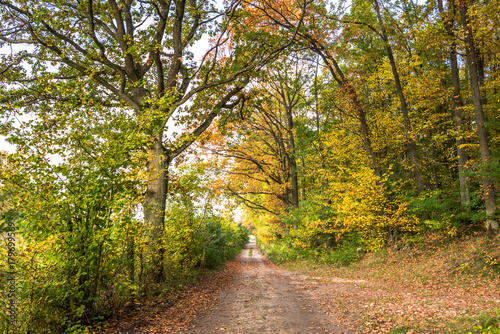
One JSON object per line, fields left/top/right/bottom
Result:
{"left": 213, "top": 92, "right": 296, "bottom": 216}
{"left": 237, "top": 0, "right": 382, "bottom": 179}
{"left": 368, "top": 0, "right": 424, "bottom": 192}
{"left": 0, "top": 0, "right": 309, "bottom": 281}
{"left": 0, "top": 103, "right": 143, "bottom": 331}
{"left": 458, "top": 0, "right": 498, "bottom": 232}
{"left": 205, "top": 53, "right": 315, "bottom": 216}
{"left": 263, "top": 56, "right": 312, "bottom": 208}
{"left": 437, "top": 0, "right": 471, "bottom": 208}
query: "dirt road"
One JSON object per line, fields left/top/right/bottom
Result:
{"left": 190, "top": 239, "right": 348, "bottom": 334}
{"left": 111, "top": 235, "right": 500, "bottom": 333}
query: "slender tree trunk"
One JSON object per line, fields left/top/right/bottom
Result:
{"left": 285, "top": 105, "right": 299, "bottom": 208}
{"left": 372, "top": 0, "right": 424, "bottom": 193}
{"left": 354, "top": 97, "right": 381, "bottom": 178}
{"left": 429, "top": 129, "right": 439, "bottom": 190}
{"left": 127, "top": 233, "right": 135, "bottom": 282}
{"left": 437, "top": 0, "right": 471, "bottom": 208}
{"left": 314, "top": 57, "right": 328, "bottom": 187}
{"left": 459, "top": 0, "right": 498, "bottom": 232}
{"left": 300, "top": 157, "right": 307, "bottom": 201}
{"left": 451, "top": 52, "right": 472, "bottom": 209}
{"left": 139, "top": 246, "right": 144, "bottom": 288}
{"left": 143, "top": 136, "right": 169, "bottom": 281}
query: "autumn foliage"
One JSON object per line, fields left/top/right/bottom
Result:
{"left": 1, "top": 0, "right": 500, "bottom": 332}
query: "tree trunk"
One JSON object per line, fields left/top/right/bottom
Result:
{"left": 127, "top": 233, "right": 135, "bottom": 282}
{"left": 372, "top": 0, "right": 424, "bottom": 193}
{"left": 451, "top": 49, "right": 472, "bottom": 209}
{"left": 355, "top": 96, "right": 382, "bottom": 178}
{"left": 437, "top": 0, "right": 471, "bottom": 208}
{"left": 459, "top": 0, "right": 498, "bottom": 232}
{"left": 285, "top": 105, "right": 299, "bottom": 209}
{"left": 143, "top": 137, "right": 169, "bottom": 281}
{"left": 300, "top": 157, "right": 307, "bottom": 201}
{"left": 314, "top": 58, "right": 329, "bottom": 187}
{"left": 429, "top": 129, "right": 439, "bottom": 190}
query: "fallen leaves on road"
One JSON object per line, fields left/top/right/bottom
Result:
{"left": 106, "top": 260, "right": 241, "bottom": 333}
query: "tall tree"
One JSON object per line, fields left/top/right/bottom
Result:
{"left": 213, "top": 90, "right": 298, "bottom": 216}
{"left": 265, "top": 57, "right": 310, "bottom": 209}
{"left": 370, "top": 0, "right": 424, "bottom": 193}
{"left": 241, "top": 0, "right": 382, "bottom": 178}
{"left": 437, "top": 0, "right": 471, "bottom": 208}
{"left": 0, "top": 0, "right": 308, "bottom": 280}
{"left": 458, "top": 0, "right": 498, "bottom": 232}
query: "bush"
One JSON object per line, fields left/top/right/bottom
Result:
{"left": 163, "top": 208, "right": 249, "bottom": 281}
{"left": 260, "top": 242, "right": 298, "bottom": 264}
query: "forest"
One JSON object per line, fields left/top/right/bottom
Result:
{"left": 0, "top": 0, "right": 499, "bottom": 332}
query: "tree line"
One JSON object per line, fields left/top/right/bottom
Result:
{"left": 211, "top": 0, "right": 500, "bottom": 260}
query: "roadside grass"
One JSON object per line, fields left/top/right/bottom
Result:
{"left": 280, "top": 232, "right": 500, "bottom": 285}
{"left": 388, "top": 309, "right": 500, "bottom": 333}
{"left": 446, "top": 309, "right": 500, "bottom": 333}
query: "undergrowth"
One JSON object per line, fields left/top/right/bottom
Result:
{"left": 447, "top": 308, "right": 500, "bottom": 334}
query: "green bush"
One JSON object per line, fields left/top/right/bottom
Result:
{"left": 199, "top": 219, "right": 249, "bottom": 269}
{"left": 260, "top": 242, "right": 299, "bottom": 264}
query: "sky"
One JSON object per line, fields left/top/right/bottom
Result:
{"left": 0, "top": 138, "right": 14, "bottom": 153}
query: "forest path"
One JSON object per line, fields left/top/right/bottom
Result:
{"left": 188, "top": 239, "right": 348, "bottom": 334}
{"left": 111, "top": 240, "right": 356, "bottom": 334}
{"left": 109, "top": 236, "right": 500, "bottom": 334}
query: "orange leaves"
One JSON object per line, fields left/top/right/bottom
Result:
{"left": 242, "top": 0, "right": 303, "bottom": 31}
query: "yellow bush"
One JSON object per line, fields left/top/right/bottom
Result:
{"left": 323, "top": 167, "right": 420, "bottom": 251}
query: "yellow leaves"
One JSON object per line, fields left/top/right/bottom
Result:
{"left": 312, "top": 167, "right": 420, "bottom": 252}
{"left": 82, "top": 326, "right": 96, "bottom": 334}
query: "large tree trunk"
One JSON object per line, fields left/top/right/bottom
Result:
{"left": 372, "top": 0, "right": 424, "bottom": 193}
{"left": 459, "top": 0, "right": 498, "bottom": 232}
{"left": 437, "top": 0, "right": 471, "bottom": 208}
{"left": 143, "top": 137, "right": 169, "bottom": 282}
